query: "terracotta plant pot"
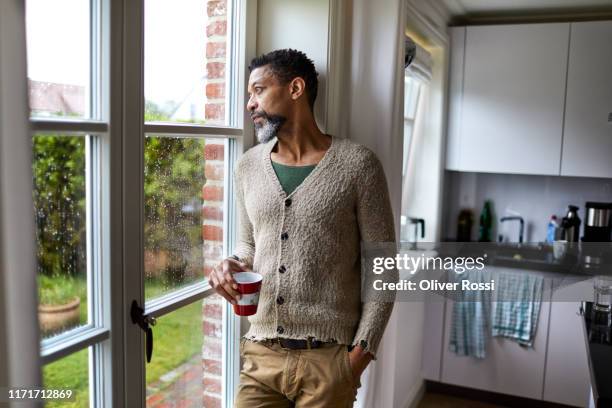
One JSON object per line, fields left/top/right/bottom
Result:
{"left": 38, "top": 297, "right": 81, "bottom": 335}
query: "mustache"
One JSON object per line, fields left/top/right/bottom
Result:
{"left": 250, "top": 111, "right": 268, "bottom": 121}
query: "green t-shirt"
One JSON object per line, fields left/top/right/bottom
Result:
{"left": 271, "top": 161, "right": 316, "bottom": 195}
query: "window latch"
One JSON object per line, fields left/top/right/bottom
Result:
{"left": 130, "top": 300, "right": 157, "bottom": 363}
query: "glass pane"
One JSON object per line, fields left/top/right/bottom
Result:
{"left": 145, "top": 0, "right": 231, "bottom": 125}
{"left": 26, "top": 0, "right": 92, "bottom": 119}
{"left": 33, "top": 134, "right": 89, "bottom": 339}
{"left": 146, "top": 295, "right": 225, "bottom": 407}
{"left": 145, "top": 136, "right": 226, "bottom": 299}
{"left": 43, "top": 347, "right": 90, "bottom": 407}
{"left": 404, "top": 76, "right": 421, "bottom": 120}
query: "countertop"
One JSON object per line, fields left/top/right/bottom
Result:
{"left": 581, "top": 302, "right": 612, "bottom": 408}
{"left": 433, "top": 241, "right": 612, "bottom": 277}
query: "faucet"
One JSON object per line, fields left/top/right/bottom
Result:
{"left": 500, "top": 216, "right": 524, "bottom": 244}
{"left": 407, "top": 217, "right": 425, "bottom": 250}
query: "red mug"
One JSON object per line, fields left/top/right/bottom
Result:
{"left": 233, "top": 271, "right": 263, "bottom": 316}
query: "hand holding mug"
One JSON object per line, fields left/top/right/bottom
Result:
{"left": 209, "top": 257, "right": 250, "bottom": 304}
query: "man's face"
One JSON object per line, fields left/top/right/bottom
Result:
{"left": 247, "top": 66, "right": 290, "bottom": 143}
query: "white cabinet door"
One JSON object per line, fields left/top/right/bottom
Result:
{"left": 440, "top": 267, "right": 553, "bottom": 399}
{"left": 543, "top": 279, "right": 592, "bottom": 407}
{"left": 446, "top": 26, "right": 466, "bottom": 171}
{"left": 457, "top": 24, "right": 569, "bottom": 175}
{"left": 561, "top": 21, "right": 612, "bottom": 178}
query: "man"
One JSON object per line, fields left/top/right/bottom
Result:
{"left": 208, "top": 49, "right": 397, "bottom": 407}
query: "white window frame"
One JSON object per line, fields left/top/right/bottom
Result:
{"left": 15, "top": 0, "right": 256, "bottom": 406}
{"left": 0, "top": 0, "right": 43, "bottom": 395}
{"left": 120, "top": 0, "right": 253, "bottom": 407}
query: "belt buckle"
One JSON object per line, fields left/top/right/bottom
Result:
{"left": 306, "top": 337, "right": 312, "bottom": 350}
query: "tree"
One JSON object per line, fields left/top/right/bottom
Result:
{"left": 32, "top": 135, "right": 86, "bottom": 277}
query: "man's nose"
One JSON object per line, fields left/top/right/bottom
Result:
{"left": 246, "top": 96, "right": 257, "bottom": 112}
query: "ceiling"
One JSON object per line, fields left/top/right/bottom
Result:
{"left": 442, "top": 0, "right": 612, "bottom": 22}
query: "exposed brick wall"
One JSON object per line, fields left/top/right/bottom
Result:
{"left": 203, "top": 0, "right": 229, "bottom": 405}
{"left": 205, "top": 0, "right": 227, "bottom": 125}
{"left": 202, "top": 138, "right": 226, "bottom": 407}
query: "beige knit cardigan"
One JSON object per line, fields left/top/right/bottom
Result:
{"left": 232, "top": 135, "right": 397, "bottom": 356}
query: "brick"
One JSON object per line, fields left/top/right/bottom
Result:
{"left": 202, "top": 205, "right": 223, "bottom": 221}
{"left": 204, "top": 339, "right": 223, "bottom": 359}
{"left": 203, "top": 225, "right": 223, "bottom": 241}
{"left": 146, "top": 393, "right": 165, "bottom": 406}
{"left": 203, "top": 376, "right": 222, "bottom": 394}
{"left": 203, "top": 394, "right": 221, "bottom": 408}
{"left": 207, "top": 0, "right": 226, "bottom": 17}
{"left": 205, "top": 103, "right": 225, "bottom": 122}
{"left": 205, "top": 162, "right": 224, "bottom": 181}
{"left": 207, "top": 42, "right": 226, "bottom": 59}
{"left": 204, "top": 143, "right": 224, "bottom": 161}
{"left": 206, "top": 62, "right": 225, "bottom": 79}
{"left": 204, "top": 320, "right": 223, "bottom": 337}
{"left": 203, "top": 265, "right": 215, "bottom": 278}
{"left": 207, "top": 20, "right": 227, "bottom": 37}
{"left": 202, "top": 185, "right": 223, "bottom": 201}
{"left": 204, "top": 303, "right": 223, "bottom": 320}
{"left": 206, "top": 83, "right": 225, "bottom": 99}
{"left": 203, "top": 243, "right": 223, "bottom": 260}
{"left": 203, "top": 358, "right": 222, "bottom": 376}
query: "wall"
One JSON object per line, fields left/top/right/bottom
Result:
{"left": 256, "top": 0, "right": 330, "bottom": 129}
{"left": 443, "top": 171, "right": 612, "bottom": 242}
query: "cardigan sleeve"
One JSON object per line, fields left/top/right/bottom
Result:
{"left": 232, "top": 169, "right": 255, "bottom": 267}
{"left": 352, "top": 150, "right": 398, "bottom": 358}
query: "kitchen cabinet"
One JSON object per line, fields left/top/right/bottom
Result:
{"left": 445, "top": 26, "right": 465, "bottom": 171}
{"left": 447, "top": 23, "right": 570, "bottom": 175}
{"left": 560, "top": 21, "right": 612, "bottom": 178}
{"left": 439, "top": 268, "right": 552, "bottom": 399}
{"left": 423, "top": 267, "right": 591, "bottom": 406}
{"left": 543, "top": 279, "right": 592, "bottom": 407}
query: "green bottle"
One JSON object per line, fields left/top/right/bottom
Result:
{"left": 478, "top": 200, "right": 493, "bottom": 242}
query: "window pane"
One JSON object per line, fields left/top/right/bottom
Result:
{"left": 26, "top": 0, "right": 92, "bottom": 119}
{"left": 43, "top": 347, "right": 90, "bottom": 407}
{"left": 145, "top": 0, "right": 232, "bottom": 125}
{"left": 404, "top": 76, "right": 421, "bottom": 120}
{"left": 33, "top": 135, "right": 89, "bottom": 339}
{"left": 146, "top": 295, "right": 225, "bottom": 407}
{"left": 145, "top": 136, "right": 226, "bottom": 299}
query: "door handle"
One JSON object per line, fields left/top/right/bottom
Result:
{"left": 130, "top": 300, "right": 157, "bottom": 363}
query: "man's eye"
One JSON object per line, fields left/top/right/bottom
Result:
{"left": 255, "top": 87, "right": 263, "bottom": 93}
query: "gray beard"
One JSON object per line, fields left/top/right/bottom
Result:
{"left": 254, "top": 116, "right": 286, "bottom": 144}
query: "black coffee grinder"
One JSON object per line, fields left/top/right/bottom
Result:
{"left": 583, "top": 202, "right": 612, "bottom": 242}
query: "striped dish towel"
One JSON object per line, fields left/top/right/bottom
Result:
{"left": 491, "top": 271, "right": 543, "bottom": 347}
{"left": 448, "top": 269, "right": 492, "bottom": 359}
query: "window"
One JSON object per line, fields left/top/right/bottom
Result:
{"left": 25, "top": 0, "right": 248, "bottom": 406}
{"left": 400, "top": 38, "right": 432, "bottom": 243}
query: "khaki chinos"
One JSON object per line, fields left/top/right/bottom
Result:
{"left": 234, "top": 338, "right": 361, "bottom": 407}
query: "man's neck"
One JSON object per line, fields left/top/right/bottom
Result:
{"left": 271, "top": 119, "right": 331, "bottom": 166}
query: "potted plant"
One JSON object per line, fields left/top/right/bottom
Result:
{"left": 38, "top": 275, "right": 81, "bottom": 336}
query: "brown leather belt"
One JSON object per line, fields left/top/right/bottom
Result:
{"left": 266, "top": 337, "right": 330, "bottom": 350}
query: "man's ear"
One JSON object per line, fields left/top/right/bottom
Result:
{"left": 289, "top": 77, "right": 306, "bottom": 101}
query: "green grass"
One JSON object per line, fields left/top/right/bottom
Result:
{"left": 43, "top": 348, "right": 89, "bottom": 408}
{"left": 145, "top": 279, "right": 204, "bottom": 386}
{"left": 41, "top": 276, "right": 203, "bottom": 406}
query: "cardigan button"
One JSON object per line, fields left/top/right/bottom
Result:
{"left": 276, "top": 296, "right": 284, "bottom": 305}
{"left": 285, "top": 198, "right": 292, "bottom": 207}
{"left": 279, "top": 265, "right": 286, "bottom": 273}
{"left": 277, "top": 325, "right": 284, "bottom": 334}
{"left": 280, "top": 232, "right": 289, "bottom": 241}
